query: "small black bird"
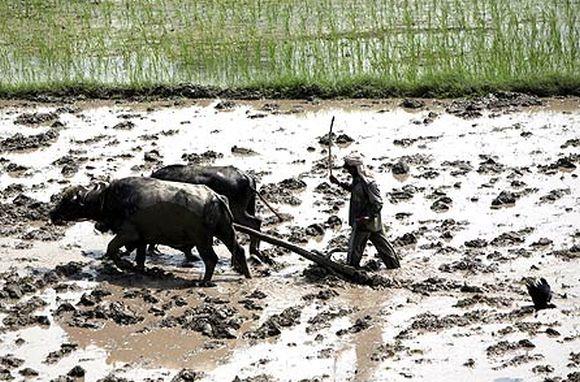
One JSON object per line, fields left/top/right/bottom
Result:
{"left": 526, "top": 278, "right": 556, "bottom": 310}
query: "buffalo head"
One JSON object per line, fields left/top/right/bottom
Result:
{"left": 49, "top": 185, "right": 91, "bottom": 225}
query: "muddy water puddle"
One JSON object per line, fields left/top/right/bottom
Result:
{"left": 0, "top": 96, "right": 579, "bottom": 381}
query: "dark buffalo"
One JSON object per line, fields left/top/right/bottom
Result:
{"left": 49, "top": 177, "right": 251, "bottom": 284}
{"left": 151, "top": 165, "right": 265, "bottom": 258}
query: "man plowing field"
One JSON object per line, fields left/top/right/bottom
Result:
{"left": 330, "top": 154, "right": 401, "bottom": 269}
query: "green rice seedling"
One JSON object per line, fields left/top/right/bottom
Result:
{"left": 0, "top": 0, "right": 577, "bottom": 97}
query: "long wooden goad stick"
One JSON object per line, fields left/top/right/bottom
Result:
{"left": 328, "top": 116, "right": 335, "bottom": 177}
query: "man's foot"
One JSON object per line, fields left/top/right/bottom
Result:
{"left": 381, "top": 256, "right": 401, "bottom": 269}
{"left": 198, "top": 280, "right": 217, "bottom": 288}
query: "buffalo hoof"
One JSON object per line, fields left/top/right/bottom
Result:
{"left": 234, "top": 264, "right": 252, "bottom": 279}
{"left": 250, "top": 251, "right": 275, "bottom": 266}
{"left": 119, "top": 250, "right": 132, "bottom": 258}
{"left": 106, "top": 255, "right": 134, "bottom": 271}
{"left": 147, "top": 246, "right": 163, "bottom": 256}
{"left": 248, "top": 254, "right": 263, "bottom": 266}
{"left": 184, "top": 254, "right": 201, "bottom": 263}
{"left": 181, "top": 261, "right": 195, "bottom": 268}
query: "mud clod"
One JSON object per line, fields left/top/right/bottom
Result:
{"left": 302, "top": 289, "right": 338, "bottom": 301}
{"left": 446, "top": 92, "right": 543, "bottom": 119}
{"left": 0, "top": 355, "right": 24, "bottom": 370}
{"left": 111, "top": 121, "right": 135, "bottom": 130}
{"left": 231, "top": 145, "right": 258, "bottom": 156}
{"left": 67, "top": 366, "right": 85, "bottom": 378}
{"left": 0, "top": 368, "right": 13, "bottom": 381}
{"left": 0, "top": 129, "right": 59, "bottom": 153}
{"left": 215, "top": 100, "right": 236, "bottom": 110}
{"left": 245, "top": 306, "right": 302, "bottom": 339}
{"left": 18, "top": 368, "right": 39, "bottom": 377}
{"left": 539, "top": 188, "right": 571, "bottom": 203}
{"left": 490, "top": 229, "right": 532, "bottom": 247}
{"left": 491, "top": 191, "right": 518, "bottom": 207}
{"left": 371, "top": 341, "right": 410, "bottom": 362}
{"left": 181, "top": 150, "right": 223, "bottom": 165}
{"left": 97, "top": 376, "right": 134, "bottom": 382}
{"left": 430, "top": 196, "right": 452, "bottom": 212}
{"left": 393, "top": 233, "right": 417, "bottom": 247}
{"left": 232, "top": 375, "right": 276, "bottom": 382}
{"left": 532, "top": 364, "right": 555, "bottom": 374}
{"left": 68, "top": 299, "right": 143, "bottom": 328}
{"left": 259, "top": 179, "right": 305, "bottom": 205}
{"left": 486, "top": 339, "right": 535, "bottom": 357}
{"left": 161, "top": 304, "right": 243, "bottom": 339}
{"left": 391, "top": 161, "right": 410, "bottom": 175}
{"left": 14, "top": 111, "right": 58, "bottom": 126}
{"left": 336, "top": 315, "right": 372, "bottom": 336}
{"left": 465, "top": 239, "right": 488, "bottom": 248}
{"left": 318, "top": 132, "right": 354, "bottom": 146}
{"left": 44, "top": 343, "right": 78, "bottom": 364}
{"left": 439, "top": 256, "right": 498, "bottom": 274}
{"left": 400, "top": 99, "right": 425, "bottom": 109}
{"left": 171, "top": 369, "right": 202, "bottom": 382}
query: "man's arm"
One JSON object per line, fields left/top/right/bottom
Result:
{"left": 365, "top": 181, "right": 383, "bottom": 215}
{"left": 329, "top": 175, "right": 352, "bottom": 192}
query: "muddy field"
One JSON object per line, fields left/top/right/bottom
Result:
{"left": 0, "top": 94, "right": 578, "bottom": 382}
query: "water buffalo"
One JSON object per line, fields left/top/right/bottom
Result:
{"left": 49, "top": 177, "right": 251, "bottom": 284}
{"left": 151, "top": 165, "right": 266, "bottom": 259}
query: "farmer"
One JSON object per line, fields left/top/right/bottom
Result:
{"left": 329, "top": 154, "right": 400, "bottom": 269}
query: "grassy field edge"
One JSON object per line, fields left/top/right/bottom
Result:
{"left": 1, "top": 73, "right": 578, "bottom": 101}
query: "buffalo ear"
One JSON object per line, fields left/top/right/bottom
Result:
{"left": 94, "top": 182, "right": 107, "bottom": 193}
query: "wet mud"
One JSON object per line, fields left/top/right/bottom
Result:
{"left": 0, "top": 96, "right": 578, "bottom": 381}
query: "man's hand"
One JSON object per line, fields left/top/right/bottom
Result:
{"left": 329, "top": 175, "right": 339, "bottom": 185}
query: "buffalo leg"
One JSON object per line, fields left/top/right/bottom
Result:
{"left": 239, "top": 213, "right": 274, "bottom": 265}
{"left": 245, "top": 192, "right": 262, "bottom": 255}
{"left": 180, "top": 246, "right": 201, "bottom": 263}
{"left": 233, "top": 203, "right": 268, "bottom": 266}
{"left": 149, "top": 244, "right": 201, "bottom": 264}
{"left": 217, "top": 224, "right": 251, "bottom": 279}
{"left": 242, "top": 213, "right": 263, "bottom": 255}
{"left": 121, "top": 243, "right": 137, "bottom": 257}
{"left": 106, "top": 232, "right": 137, "bottom": 270}
{"left": 147, "top": 244, "right": 162, "bottom": 256}
{"left": 197, "top": 241, "right": 218, "bottom": 286}
{"left": 135, "top": 244, "right": 147, "bottom": 272}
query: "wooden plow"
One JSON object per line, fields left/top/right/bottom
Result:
{"left": 233, "top": 223, "right": 392, "bottom": 287}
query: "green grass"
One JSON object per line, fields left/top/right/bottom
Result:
{"left": 0, "top": 0, "right": 578, "bottom": 98}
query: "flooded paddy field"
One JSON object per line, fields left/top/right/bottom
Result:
{"left": 0, "top": 94, "right": 578, "bottom": 381}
